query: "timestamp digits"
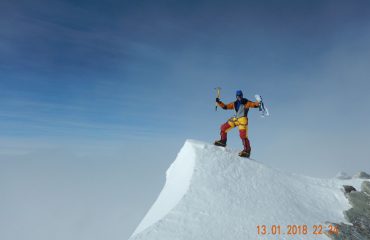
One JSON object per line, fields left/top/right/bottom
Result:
{"left": 256, "top": 224, "right": 339, "bottom": 236}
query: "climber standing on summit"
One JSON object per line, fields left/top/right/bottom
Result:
{"left": 214, "top": 90, "right": 260, "bottom": 158}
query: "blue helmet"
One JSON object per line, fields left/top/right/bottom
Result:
{"left": 236, "top": 90, "right": 243, "bottom": 97}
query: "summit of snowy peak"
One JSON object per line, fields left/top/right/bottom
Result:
{"left": 129, "top": 140, "right": 366, "bottom": 240}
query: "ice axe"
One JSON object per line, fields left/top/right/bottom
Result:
{"left": 214, "top": 87, "right": 221, "bottom": 111}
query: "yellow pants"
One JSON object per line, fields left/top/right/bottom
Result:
{"left": 221, "top": 116, "right": 248, "bottom": 139}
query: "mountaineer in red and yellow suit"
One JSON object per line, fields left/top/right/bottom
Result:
{"left": 214, "top": 90, "right": 260, "bottom": 158}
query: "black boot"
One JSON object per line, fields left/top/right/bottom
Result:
{"left": 214, "top": 139, "right": 226, "bottom": 147}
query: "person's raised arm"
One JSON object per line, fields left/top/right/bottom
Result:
{"left": 244, "top": 100, "right": 260, "bottom": 109}
{"left": 216, "top": 98, "right": 234, "bottom": 110}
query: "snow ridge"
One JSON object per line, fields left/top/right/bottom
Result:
{"left": 129, "top": 139, "right": 365, "bottom": 240}
{"left": 131, "top": 140, "right": 197, "bottom": 235}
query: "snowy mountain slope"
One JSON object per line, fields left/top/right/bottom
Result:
{"left": 129, "top": 139, "right": 365, "bottom": 240}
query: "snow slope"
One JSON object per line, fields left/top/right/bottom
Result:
{"left": 129, "top": 139, "right": 365, "bottom": 240}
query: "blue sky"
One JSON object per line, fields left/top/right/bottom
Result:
{"left": 1, "top": 0, "right": 370, "bottom": 239}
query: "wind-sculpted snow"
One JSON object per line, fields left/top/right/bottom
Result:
{"left": 132, "top": 140, "right": 197, "bottom": 235}
{"left": 129, "top": 140, "right": 366, "bottom": 240}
